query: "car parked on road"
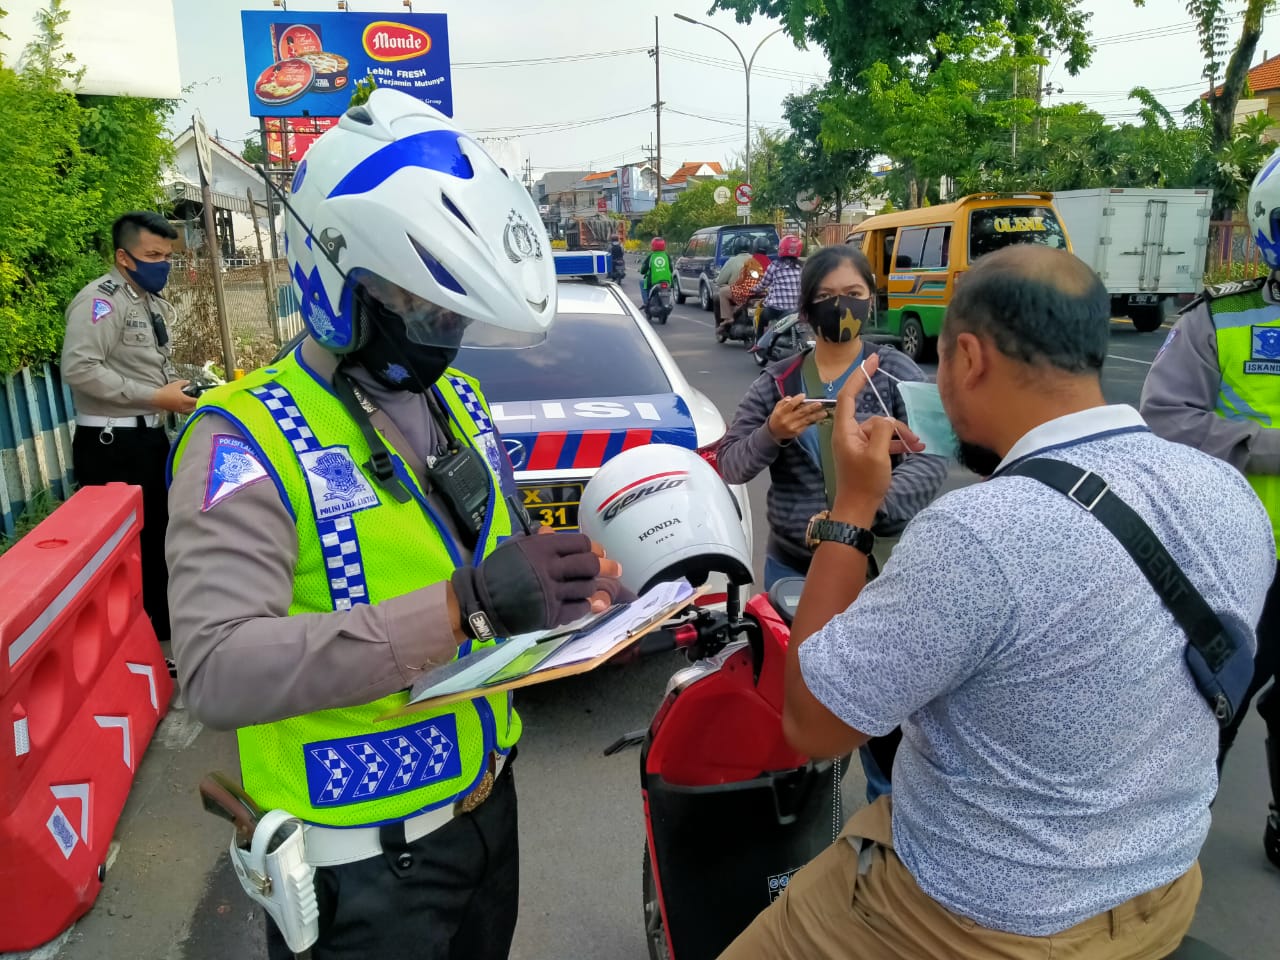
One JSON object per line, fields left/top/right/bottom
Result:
{"left": 674, "top": 224, "right": 780, "bottom": 312}
{"left": 452, "top": 252, "right": 753, "bottom": 554}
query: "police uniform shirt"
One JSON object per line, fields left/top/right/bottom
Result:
{"left": 1140, "top": 289, "right": 1280, "bottom": 475}
{"left": 61, "top": 267, "right": 177, "bottom": 416}
{"left": 165, "top": 338, "right": 476, "bottom": 731}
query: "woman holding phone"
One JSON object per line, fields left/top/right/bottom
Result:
{"left": 719, "top": 244, "right": 947, "bottom": 802}
{"left": 718, "top": 245, "right": 946, "bottom": 587}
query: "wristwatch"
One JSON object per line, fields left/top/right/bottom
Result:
{"left": 805, "top": 511, "right": 875, "bottom": 556}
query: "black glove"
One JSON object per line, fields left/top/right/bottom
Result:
{"left": 451, "top": 533, "right": 602, "bottom": 640}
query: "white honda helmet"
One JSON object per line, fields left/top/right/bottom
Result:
{"left": 580, "top": 445, "right": 752, "bottom": 595}
{"left": 284, "top": 88, "right": 556, "bottom": 353}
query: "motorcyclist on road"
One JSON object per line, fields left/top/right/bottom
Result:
{"left": 609, "top": 234, "right": 626, "bottom": 281}
{"left": 751, "top": 236, "right": 773, "bottom": 272}
{"left": 756, "top": 235, "right": 805, "bottom": 337}
{"left": 640, "top": 237, "right": 673, "bottom": 304}
{"left": 717, "top": 236, "right": 756, "bottom": 322}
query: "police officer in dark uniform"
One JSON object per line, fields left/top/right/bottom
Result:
{"left": 61, "top": 211, "right": 196, "bottom": 648}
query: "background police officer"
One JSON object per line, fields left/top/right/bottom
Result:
{"left": 166, "top": 92, "right": 623, "bottom": 959}
{"left": 61, "top": 211, "right": 196, "bottom": 651}
{"left": 1141, "top": 150, "right": 1280, "bottom": 868}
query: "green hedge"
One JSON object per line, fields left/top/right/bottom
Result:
{"left": 0, "top": 2, "right": 175, "bottom": 376}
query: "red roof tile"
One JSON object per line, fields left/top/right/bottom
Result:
{"left": 665, "top": 161, "right": 724, "bottom": 185}
{"left": 1206, "top": 51, "right": 1280, "bottom": 98}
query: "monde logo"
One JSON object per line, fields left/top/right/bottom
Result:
{"left": 362, "top": 21, "right": 432, "bottom": 62}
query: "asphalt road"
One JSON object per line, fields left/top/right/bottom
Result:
{"left": 7, "top": 293, "right": 1276, "bottom": 960}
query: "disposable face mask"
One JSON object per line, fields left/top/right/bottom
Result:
{"left": 894, "top": 380, "right": 960, "bottom": 461}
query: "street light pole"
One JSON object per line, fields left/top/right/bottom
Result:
{"left": 673, "top": 14, "right": 783, "bottom": 189}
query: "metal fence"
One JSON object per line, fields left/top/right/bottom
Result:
{"left": 0, "top": 365, "right": 75, "bottom": 540}
{"left": 167, "top": 254, "right": 302, "bottom": 375}
{"left": 1206, "top": 220, "right": 1262, "bottom": 283}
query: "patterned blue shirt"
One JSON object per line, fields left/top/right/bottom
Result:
{"left": 760, "top": 258, "right": 803, "bottom": 311}
{"left": 799, "top": 405, "right": 1275, "bottom": 936}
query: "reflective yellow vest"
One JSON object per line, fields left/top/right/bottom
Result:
{"left": 171, "top": 350, "right": 520, "bottom": 825}
{"left": 1210, "top": 284, "right": 1280, "bottom": 556}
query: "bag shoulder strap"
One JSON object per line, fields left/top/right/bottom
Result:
{"left": 799, "top": 354, "right": 838, "bottom": 509}
{"left": 1004, "top": 457, "right": 1238, "bottom": 690}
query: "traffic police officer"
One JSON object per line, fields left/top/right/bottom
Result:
{"left": 61, "top": 211, "right": 196, "bottom": 649}
{"left": 166, "top": 91, "right": 622, "bottom": 959}
{"left": 1140, "top": 149, "right": 1280, "bottom": 868}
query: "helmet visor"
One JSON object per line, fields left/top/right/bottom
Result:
{"left": 357, "top": 272, "right": 548, "bottom": 350}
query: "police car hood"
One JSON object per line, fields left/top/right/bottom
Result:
{"left": 489, "top": 393, "right": 698, "bottom": 471}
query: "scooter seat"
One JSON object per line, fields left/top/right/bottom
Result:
{"left": 1164, "top": 937, "right": 1236, "bottom": 960}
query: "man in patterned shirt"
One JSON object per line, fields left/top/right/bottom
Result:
{"left": 721, "top": 245, "right": 1275, "bottom": 959}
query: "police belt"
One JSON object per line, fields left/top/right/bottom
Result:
{"left": 76, "top": 414, "right": 162, "bottom": 429}
{"left": 301, "top": 752, "right": 506, "bottom": 867}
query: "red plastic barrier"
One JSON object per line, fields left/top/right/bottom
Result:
{"left": 0, "top": 483, "right": 173, "bottom": 951}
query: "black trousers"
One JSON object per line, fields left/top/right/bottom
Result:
{"left": 1220, "top": 566, "right": 1280, "bottom": 777}
{"left": 268, "top": 757, "right": 519, "bottom": 960}
{"left": 72, "top": 423, "right": 171, "bottom": 645}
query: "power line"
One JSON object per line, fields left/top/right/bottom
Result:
{"left": 453, "top": 47, "right": 647, "bottom": 69}
{"left": 664, "top": 47, "right": 826, "bottom": 84}
{"left": 470, "top": 107, "right": 651, "bottom": 136}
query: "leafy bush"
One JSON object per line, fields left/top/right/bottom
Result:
{"left": 0, "top": 1, "right": 175, "bottom": 376}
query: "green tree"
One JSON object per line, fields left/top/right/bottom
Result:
{"left": 661, "top": 180, "right": 739, "bottom": 243}
{"left": 633, "top": 202, "right": 673, "bottom": 241}
{"left": 0, "top": 0, "right": 174, "bottom": 374}
{"left": 824, "top": 26, "right": 1041, "bottom": 207}
{"left": 712, "top": 0, "right": 1094, "bottom": 82}
{"left": 751, "top": 89, "right": 878, "bottom": 228}
{"left": 1189, "top": 0, "right": 1275, "bottom": 184}
{"left": 242, "top": 139, "right": 266, "bottom": 166}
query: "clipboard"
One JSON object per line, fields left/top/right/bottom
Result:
{"left": 377, "top": 583, "right": 708, "bottom": 721}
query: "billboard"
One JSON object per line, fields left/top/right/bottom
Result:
{"left": 264, "top": 117, "right": 340, "bottom": 164}
{"left": 0, "top": 0, "right": 180, "bottom": 97}
{"left": 241, "top": 11, "right": 451, "bottom": 118}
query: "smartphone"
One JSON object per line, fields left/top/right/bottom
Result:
{"left": 805, "top": 398, "right": 839, "bottom": 409}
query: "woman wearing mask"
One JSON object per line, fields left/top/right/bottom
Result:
{"left": 719, "top": 244, "right": 948, "bottom": 800}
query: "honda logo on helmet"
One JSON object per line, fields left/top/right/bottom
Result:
{"left": 598, "top": 471, "right": 689, "bottom": 523}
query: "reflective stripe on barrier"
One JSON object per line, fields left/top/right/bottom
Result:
{"left": 0, "top": 483, "right": 173, "bottom": 952}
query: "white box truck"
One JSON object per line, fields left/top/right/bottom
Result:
{"left": 1052, "top": 187, "right": 1213, "bottom": 332}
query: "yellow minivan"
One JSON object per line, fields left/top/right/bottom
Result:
{"left": 846, "top": 193, "right": 1072, "bottom": 361}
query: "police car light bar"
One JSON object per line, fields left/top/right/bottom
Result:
{"left": 553, "top": 251, "right": 613, "bottom": 279}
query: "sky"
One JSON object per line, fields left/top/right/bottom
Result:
{"left": 169, "top": 0, "right": 1280, "bottom": 182}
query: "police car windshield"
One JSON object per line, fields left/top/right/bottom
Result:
{"left": 454, "top": 311, "right": 672, "bottom": 402}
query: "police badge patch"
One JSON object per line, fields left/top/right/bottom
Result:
{"left": 299, "top": 445, "right": 380, "bottom": 520}
{"left": 204, "top": 435, "right": 270, "bottom": 511}
{"left": 476, "top": 431, "right": 505, "bottom": 477}
{"left": 1246, "top": 325, "right": 1280, "bottom": 375}
{"left": 91, "top": 298, "right": 113, "bottom": 324}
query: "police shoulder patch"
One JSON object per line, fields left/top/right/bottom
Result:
{"left": 1205, "top": 277, "right": 1266, "bottom": 300}
{"left": 91, "top": 298, "right": 113, "bottom": 324}
{"left": 203, "top": 434, "right": 270, "bottom": 512}
{"left": 96, "top": 278, "right": 120, "bottom": 296}
{"left": 299, "top": 445, "right": 380, "bottom": 520}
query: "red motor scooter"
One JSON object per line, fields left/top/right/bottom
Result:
{"left": 606, "top": 579, "right": 845, "bottom": 960}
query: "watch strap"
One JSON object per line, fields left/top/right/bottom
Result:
{"left": 810, "top": 518, "right": 875, "bottom": 555}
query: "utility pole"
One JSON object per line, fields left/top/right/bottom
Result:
{"left": 1034, "top": 48, "right": 1045, "bottom": 141}
{"left": 1011, "top": 68, "right": 1018, "bottom": 159}
{"left": 650, "top": 16, "right": 663, "bottom": 203}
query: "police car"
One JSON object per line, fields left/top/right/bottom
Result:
{"left": 453, "top": 251, "right": 753, "bottom": 552}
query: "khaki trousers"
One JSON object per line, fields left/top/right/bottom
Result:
{"left": 718, "top": 284, "right": 737, "bottom": 324}
{"left": 720, "top": 796, "right": 1201, "bottom": 960}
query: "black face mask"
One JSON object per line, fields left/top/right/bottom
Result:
{"left": 353, "top": 295, "right": 459, "bottom": 393}
{"left": 957, "top": 441, "right": 1004, "bottom": 479}
{"left": 808, "top": 294, "right": 872, "bottom": 343}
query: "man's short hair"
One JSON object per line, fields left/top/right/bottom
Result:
{"left": 943, "top": 246, "right": 1110, "bottom": 374}
{"left": 112, "top": 211, "right": 178, "bottom": 253}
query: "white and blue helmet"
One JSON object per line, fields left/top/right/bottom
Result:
{"left": 1250, "top": 146, "right": 1280, "bottom": 270}
{"left": 284, "top": 89, "right": 557, "bottom": 353}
